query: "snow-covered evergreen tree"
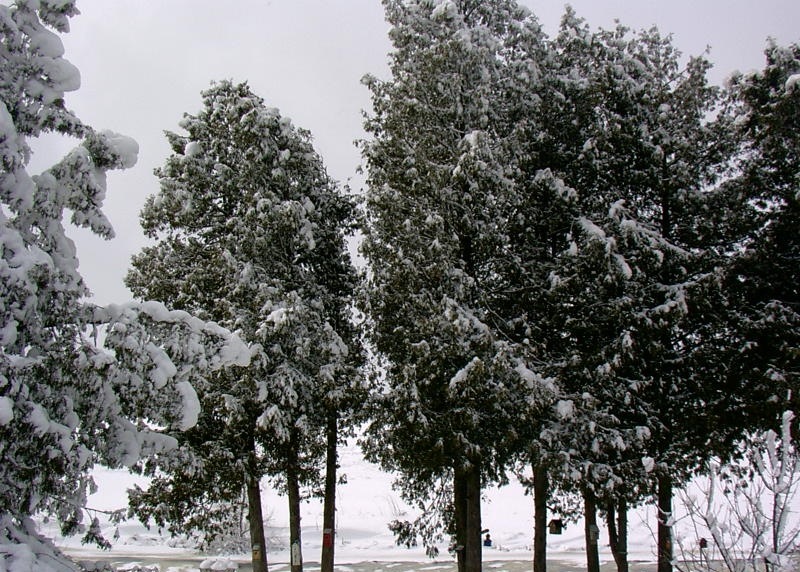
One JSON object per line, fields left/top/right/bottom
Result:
{"left": 530, "top": 11, "right": 737, "bottom": 572}
{"left": 359, "top": 2, "right": 555, "bottom": 570}
{"left": 722, "top": 42, "right": 800, "bottom": 436}
{"left": 125, "top": 80, "right": 363, "bottom": 572}
{"left": 0, "top": 3, "right": 249, "bottom": 571}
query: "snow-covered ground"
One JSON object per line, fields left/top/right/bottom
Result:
{"left": 44, "top": 441, "right": 677, "bottom": 571}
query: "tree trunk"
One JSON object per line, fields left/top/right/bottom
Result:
{"left": 607, "top": 498, "right": 629, "bottom": 572}
{"left": 453, "top": 466, "right": 468, "bottom": 572}
{"left": 584, "top": 490, "right": 600, "bottom": 572}
{"left": 246, "top": 467, "right": 269, "bottom": 572}
{"left": 657, "top": 474, "right": 673, "bottom": 572}
{"left": 463, "top": 463, "right": 482, "bottom": 572}
{"left": 533, "top": 464, "right": 548, "bottom": 572}
{"left": 288, "top": 447, "right": 303, "bottom": 572}
{"left": 453, "top": 462, "right": 482, "bottom": 572}
{"left": 320, "top": 413, "right": 338, "bottom": 572}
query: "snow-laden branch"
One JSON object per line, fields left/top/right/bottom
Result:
{"left": 677, "top": 411, "right": 800, "bottom": 572}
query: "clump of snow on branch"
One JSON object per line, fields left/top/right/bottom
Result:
{"left": 784, "top": 73, "right": 800, "bottom": 93}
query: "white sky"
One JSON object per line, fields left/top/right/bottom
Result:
{"left": 25, "top": 0, "right": 800, "bottom": 305}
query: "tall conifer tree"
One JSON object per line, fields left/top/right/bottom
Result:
{"left": 126, "top": 81, "right": 362, "bottom": 572}
{"left": 360, "top": 3, "right": 554, "bottom": 571}
{"left": 539, "top": 11, "right": 736, "bottom": 572}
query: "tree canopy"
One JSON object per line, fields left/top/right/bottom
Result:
{"left": 126, "top": 80, "right": 363, "bottom": 572}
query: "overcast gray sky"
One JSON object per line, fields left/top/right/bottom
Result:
{"left": 27, "top": 0, "right": 800, "bottom": 305}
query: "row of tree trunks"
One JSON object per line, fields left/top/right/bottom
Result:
{"left": 531, "top": 463, "right": 634, "bottom": 572}
{"left": 248, "top": 449, "right": 670, "bottom": 572}
{"left": 244, "top": 413, "right": 341, "bottom": 572}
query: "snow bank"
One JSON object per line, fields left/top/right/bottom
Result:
{"left": 200, "top": 556, "right": 238, "bottom": 570}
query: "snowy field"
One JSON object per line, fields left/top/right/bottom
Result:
{"left": 37, "top": 440, "right": 688, "bottom": 571}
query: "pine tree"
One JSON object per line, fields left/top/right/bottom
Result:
{"left": 0, "top": 3, "right": 249, "bottom": 571}
{"left": 360, "top": 3, "right": 555, "bottom": 571}
{"left": 125, "top": 80, "right": 362, "bottom": 572}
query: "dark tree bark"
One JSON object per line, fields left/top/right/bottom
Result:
{"left": 658, "top": 474, "right": 674, "bottom": 572}
{"left": 607, "top": 498, "right": 629, "bottom": 572}
{"left": 288, "top": 441, "right": 303, "bottom": 572}
{"left": 454, "top": 466, "right": 468, "bottom": 572}
{"left": 246, "top": 453, "right": 269, "bottom": 572}
{"left": 533, "top": 464, "right": 548, "bottom": 572}
{"left": 584, "top": 490, "right": 600, "bottom": 572}
{"left": 320, "top": 413, "right": 338, "bottom": 572}
{"left": 453, "top": 462, "right": 482, "bottom": 572}
{"left": 463, "top": 463, "right": 482, "bottom": 572}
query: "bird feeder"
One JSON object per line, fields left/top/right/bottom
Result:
{"left": 548, "top": 519, "right": 564, "bottom": 535}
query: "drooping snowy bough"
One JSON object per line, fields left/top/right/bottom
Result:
{"left": 0, "top": 2, "right": 250, "bottom": 570}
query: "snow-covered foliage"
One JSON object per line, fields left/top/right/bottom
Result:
{"left": 722, "top": 41, "right": 800, "bottom": 434}
{"left": 531, "top": 12, "right": 741, "bottom": 568}
{"left": 358, "top": 3, "right": 800, "bottom": 571}
{"left": 125, "top": 80, "right": 363, "bottom": 563}
{"left": 360, "top": 0, "right": 556, "bottom": 563}
{"left": 361, "top": 3, "right": 759, "bottom": 570}
{"left": 0, "top": 3, "right": 249, "bottom": 571}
